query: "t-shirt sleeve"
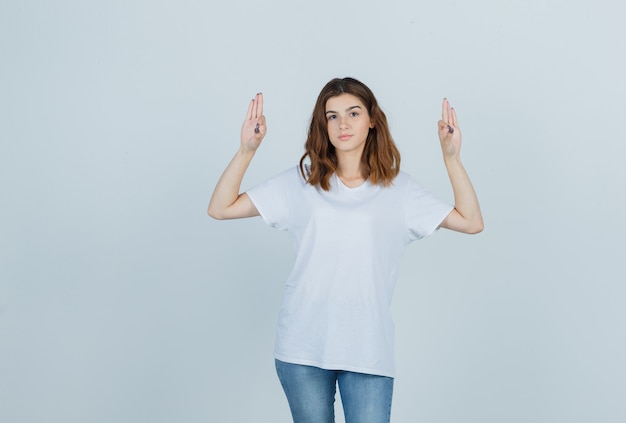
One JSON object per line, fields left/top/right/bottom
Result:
{"left": 245, "top": 167, "right": 299, "bottom": 231}
{"left": 405, "top": 176, "right": 454, "bottom": 242}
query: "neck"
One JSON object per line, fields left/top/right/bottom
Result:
{"left": 336, "top": 151, "right": 367, "bottom": 184}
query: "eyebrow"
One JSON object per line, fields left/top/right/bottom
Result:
{"left": 325, "top": 105, "right": 362, "bottom": 115}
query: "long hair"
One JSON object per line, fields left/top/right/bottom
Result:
{"left": 299, "top": 77, "right": 401, "bottom": 191}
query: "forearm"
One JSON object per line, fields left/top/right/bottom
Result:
{"left": 444, "top": 156, "right": 484, "bottom": 233}
{"left": 207, "top": 147, "right": 256, "bottom": 218}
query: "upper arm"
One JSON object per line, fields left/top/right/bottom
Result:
{"left": 208, "top": 192, "right": 259, "bottom": 220}
{"left": 439, "top": 208, "right": 484, "bottom": 234}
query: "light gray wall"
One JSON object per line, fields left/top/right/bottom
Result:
{"left": 1, "top": 1, "right": 624, "bottom": 422}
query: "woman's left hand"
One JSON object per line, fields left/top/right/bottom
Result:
{"left": 438, "top": 98, "right": 462, "bottom": 159}
{"left": 436, "top": 97, "right": 484, "bottom": 234}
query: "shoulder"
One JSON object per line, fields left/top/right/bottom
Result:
{"left": 253, "top": 165, "right": 307, "bottom": 192}
{"left": 387, "top": 171, "right": 411, "bottom": 191}
{"left": 395, "top": 171, "right": 430, "bottom": 190}
{"left": 388, "top": 171, "right": 436, "bottom": 202}
{"left": 285, "top": 165, "right": 308, "bottom": 186}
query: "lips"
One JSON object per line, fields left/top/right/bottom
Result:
{"left": 338, "top": 134, "right": 352, "bottom": 141}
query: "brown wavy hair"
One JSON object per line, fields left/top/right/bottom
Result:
{"left": 299, "top": 77, "right": 401, "bottom": 191}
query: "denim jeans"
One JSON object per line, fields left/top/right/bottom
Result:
{"left": 275, "top": 359, "right": 394, "bottom": 423}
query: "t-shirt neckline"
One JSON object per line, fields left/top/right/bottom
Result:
{"left": 335, "top": 174, "right": 371, "bottom": 191}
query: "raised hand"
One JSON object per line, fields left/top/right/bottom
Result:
{"left": 438, "top": 98, "right": 462, "bottom": 159}
{"left": 436, "top": 98, "right": 484, "bottom": 234}
{"left": 241, "top": 93, "right": 267, "bottom": 152}
{"left": 208, "top": 93, "right": 266, "bottom": 220}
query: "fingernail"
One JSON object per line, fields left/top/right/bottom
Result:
{"left": 447, "top": 125, "right": 454, "bottom": 134}
{"left": 254, "top": 123, "right": 260, "bottom": 133}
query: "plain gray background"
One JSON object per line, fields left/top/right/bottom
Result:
{"left": 1, "top": 0, "right": 624, "bottom": 422}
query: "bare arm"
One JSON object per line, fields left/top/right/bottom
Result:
{"left": 207, "top": 93, "right": 266, "bottom": 220}
{"left": 437, "top": 99, "right": 484, "bottom": 234}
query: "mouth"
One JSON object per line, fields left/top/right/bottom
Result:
{"left": 338, "top": 134, "right": 352, "bottom": 141}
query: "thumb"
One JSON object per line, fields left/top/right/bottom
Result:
{"left": 438, "top": 120, "right": 454, "bottom": 134}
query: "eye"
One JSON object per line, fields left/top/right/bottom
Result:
{"left": 327, "top": 114, "right": 337, "bottom": 120}
{"left": 349, "top": 111, "right": 359, "bottom": 117}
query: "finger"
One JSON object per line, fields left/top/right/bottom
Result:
{"left": 256, "top": 115, "right": 266, "bottom": 134}
{"left": 437, "top": 120, "right": 453, "bottom": 135}
{"left": 253, "top": 92, "right": 263, "bottom": 119}
{"left": 257, "top": 92, "right": 264, "bottom": 117}
{"left": 442, "top": 98, "right": 450, "bottom": 123}
{"left": 252, "top": 94, "right": 259, "bottom": 119}
{"left": 451, "top": 107, "right": 459, "bottom": 128}
{"left": 246, "top": 98, "right": 254, "bottom": 121}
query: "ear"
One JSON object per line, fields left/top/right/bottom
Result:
{"left": 370, "top": 119, "right": 375, "bottom": 129}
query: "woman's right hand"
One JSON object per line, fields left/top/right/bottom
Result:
{"left": 208, "top": 93, "right": 265, "bottom": 220}
{"left": 241, "top": 93, "right": 266, "bottom": 152}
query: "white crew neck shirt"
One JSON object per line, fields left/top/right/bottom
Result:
{"left": 246, "top": 166, "right": 453, "bottom": 377}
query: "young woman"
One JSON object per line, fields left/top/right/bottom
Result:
{"left": 208, "top": 77, "right": 483, "bottom": 423}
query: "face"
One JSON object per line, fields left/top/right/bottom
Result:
{"left": 325, "top": 94, "right": 374, "bottom": 155}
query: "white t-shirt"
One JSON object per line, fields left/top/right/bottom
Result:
{"left": 246, "top": 166, "right": 453, "bottom": 377}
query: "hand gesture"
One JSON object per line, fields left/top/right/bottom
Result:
{"left": 241, "top": 93, "right": 267, "bottom": 152}
{"left": 438, "top": 98, "right": 462, "bottom": 159}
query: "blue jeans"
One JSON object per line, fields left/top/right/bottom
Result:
{"left": 275, "top": 359, "right": 394, "bottom": 423}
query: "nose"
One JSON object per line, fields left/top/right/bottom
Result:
{"left": 339, "top": 115, "right": 349, "bottom": 129}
